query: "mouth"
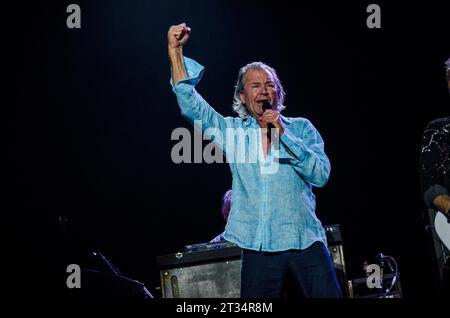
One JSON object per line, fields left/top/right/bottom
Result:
{"left": 256, "top": 100, "right": 273, "bottom": 112}
{"left": 256, "top": 99, "right": 270, "bottom": 107}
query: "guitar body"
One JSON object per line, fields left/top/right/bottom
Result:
{"left": 435, "top": 211, "right": 450, "bottom": 251}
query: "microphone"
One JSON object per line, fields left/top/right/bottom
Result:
{"left": 262, "top": 101, "right": 274, "bottom": 138}
{"left": 262, "top": 101, "right": 272, "bottom": 111}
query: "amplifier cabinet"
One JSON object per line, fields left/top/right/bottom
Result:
{"left": 157, "top": 230, "right": 348, "bottom": 298}
{"left": 157, "top": 243, "right": 241, "bottom": 298}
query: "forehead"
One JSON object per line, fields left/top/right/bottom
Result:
{"left": 243, "top": 68, "right": 274, "bottom": 84}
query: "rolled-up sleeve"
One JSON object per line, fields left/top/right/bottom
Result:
{"left": 280, "top": 120, "right": 331, "bottom": 187}
{"left": 171, "top": 57, "right": 228, "bottom": 150}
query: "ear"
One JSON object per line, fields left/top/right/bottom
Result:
{"left": 239, "top": 92, "right": 245, "bottom": 104}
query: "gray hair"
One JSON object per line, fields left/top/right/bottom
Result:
{"left": 232, "top": 62, "right": 286, "bottom": 118}
{"left": 446, "top": 57, "right": 450, "bottom": 71}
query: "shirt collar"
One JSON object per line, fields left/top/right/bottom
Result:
{"left": 243, "top": 114, "right": 292, "bottom": 126}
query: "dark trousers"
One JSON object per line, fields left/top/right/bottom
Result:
{"left": 241, "top": 241, "right": 342, "bottom": 298}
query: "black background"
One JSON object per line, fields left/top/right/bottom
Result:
{"left": 9, "top": 0, "right": 449, "bottom": 299}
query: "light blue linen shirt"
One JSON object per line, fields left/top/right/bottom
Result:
{"left": 171, "top": 57, "right": 331, "bottom": 252}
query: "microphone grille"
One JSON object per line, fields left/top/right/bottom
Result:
{"left": 262, "top": 101, "right": 272, "bottom": 110}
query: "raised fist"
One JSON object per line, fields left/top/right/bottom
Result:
{"left": 168, "top": 23, "right": 191, "bottom": 50}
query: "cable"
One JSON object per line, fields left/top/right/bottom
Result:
{"left": 379, "top": 255, "right": 398, "bottom": 298}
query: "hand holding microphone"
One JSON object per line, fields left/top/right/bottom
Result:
{"left": 262, "top": 101, "right": 284, "bottom": 138}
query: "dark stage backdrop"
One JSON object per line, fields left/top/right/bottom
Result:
{"left": 9, "top": 0, "right": 449, "bottom": 299}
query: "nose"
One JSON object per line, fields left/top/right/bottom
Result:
{"left": 259, "top": 86, "right": 269, "bottom": 95}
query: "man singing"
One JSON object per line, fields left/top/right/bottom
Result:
{"left": 167, "top": 23, "right": 341, "bottom": 298}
